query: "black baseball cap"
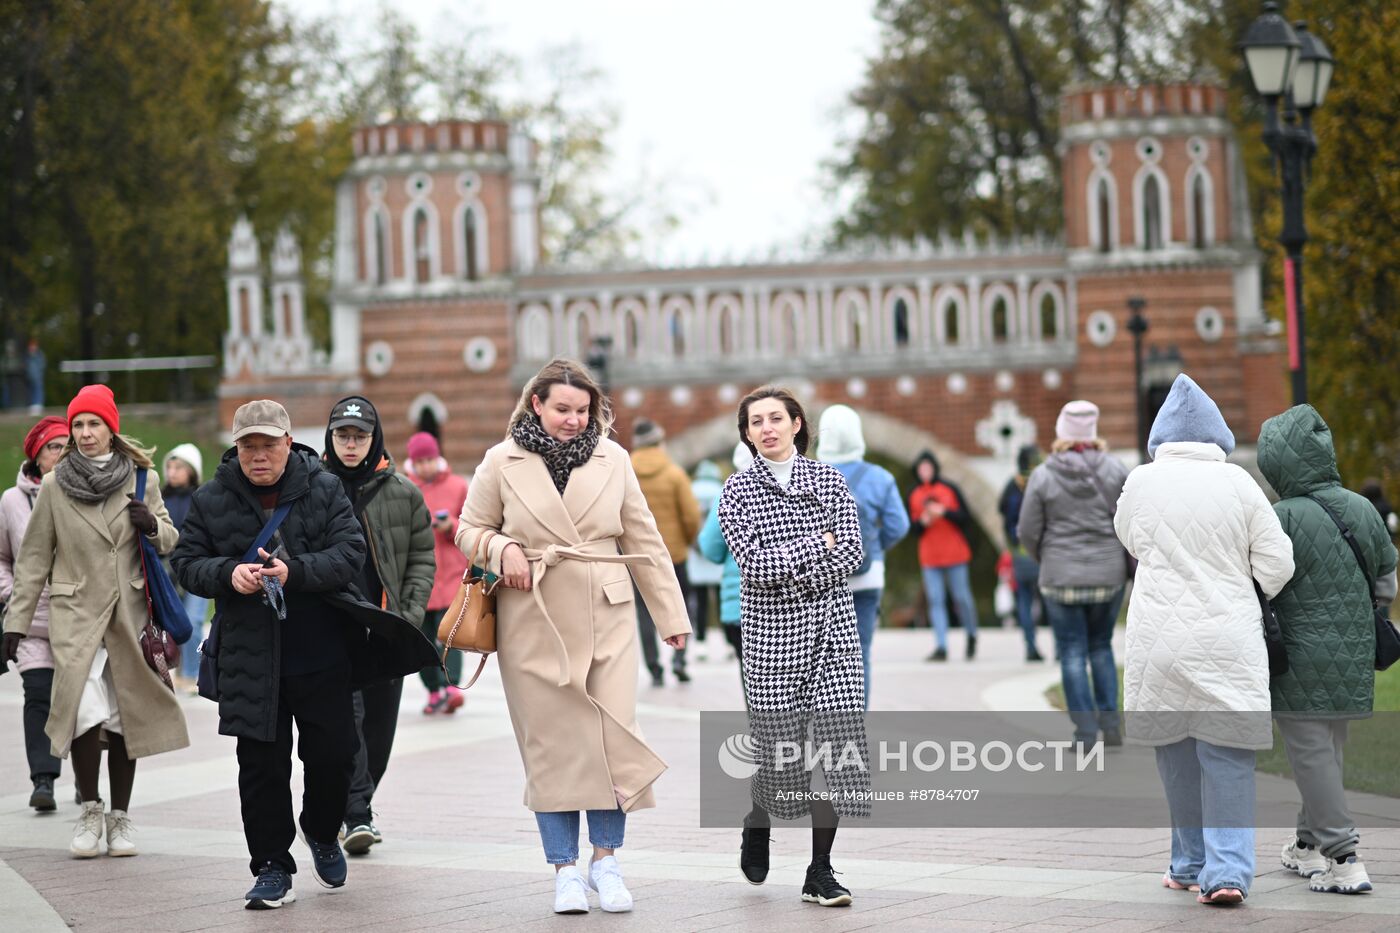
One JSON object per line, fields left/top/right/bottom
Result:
{"left": 329, "top": 397, "right": 377, "bottom": 433}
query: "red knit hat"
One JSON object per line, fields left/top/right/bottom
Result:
{"left": 406, "top": 432, "right": 440, "bottom": 461}
{"left": 23, "top": 416, "right": 69, "bottom": 461}
{"left": 67, "top": 384, "right": 120, "bottom": 434}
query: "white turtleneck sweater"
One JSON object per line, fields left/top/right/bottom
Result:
{"left": 759, "top": 450, "right": 797, "bottom": 489}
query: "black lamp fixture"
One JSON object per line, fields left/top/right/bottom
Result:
{"left": 1240, "top": 2, "right": 1335, "bottom": 405}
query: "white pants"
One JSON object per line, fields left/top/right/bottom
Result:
{"left": 74, "top": 646, "right": 123, "bottom": 738}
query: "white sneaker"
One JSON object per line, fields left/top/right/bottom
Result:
{"left": 589, "top": 855, "right": 634, "bottom": 913}
{"left": 70, "top": 801, "right": 104, "bottom": 858}
{"left": 553, "top": 865, "right": 590, "bottom": 914}
{"left": 1310, "top": 856, "right": 1372, "bottom": 894}
{"left": 1281, "top": 837, "right": 1327, "bottom": 877}
{"left": 105, "top": 810, "right": 138, "bottom": 856}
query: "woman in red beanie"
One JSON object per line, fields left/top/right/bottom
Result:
{"left": 1, "top": 384, "right": 189, "bottom": 858}
{"left": 0, "top": 416, "right": 69, "bottom": 812}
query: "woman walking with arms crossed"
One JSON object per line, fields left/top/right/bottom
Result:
{"left": 720, "top": 386, "right": 867, "bottom": 908}
{"left": 455, "top": 358, "right": 689, "bottom": 915}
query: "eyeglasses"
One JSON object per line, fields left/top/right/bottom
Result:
{"left": 332, "top": 431, "right": 371, "bottom": 446}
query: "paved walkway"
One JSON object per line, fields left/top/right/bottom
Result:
{"left": 2, "top": 627, "right": 1397, "bottom": 931}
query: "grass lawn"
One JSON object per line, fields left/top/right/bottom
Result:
{"left": 1046, "top": 664, "right": 1400, "bottom": 797}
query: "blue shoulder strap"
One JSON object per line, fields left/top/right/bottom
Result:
{"left": 135, "top": 468, "right": 146, "bottom": 500}
{"left": 242, "top": 502, "right": 294, "bottom": 563}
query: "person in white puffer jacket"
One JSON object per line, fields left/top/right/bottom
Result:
{"left": 1115, "top": 374, "right": 1294, "bottom": 907}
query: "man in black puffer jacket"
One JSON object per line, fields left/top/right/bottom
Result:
{"left": 171, "top": 400, "right": 438, "bottom": 911}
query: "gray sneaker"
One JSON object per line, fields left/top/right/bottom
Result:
{"left": 1310, "top": 856, "right": 1372, "bottom": 894}
{"left": 1281, "top": 837, "right": 1327, "bottom": 877}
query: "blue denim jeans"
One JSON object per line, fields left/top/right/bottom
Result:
{"left": 1011, "top": 554, "right": 1041, "bottom": 653}
{"left": 1043, "top": 590, "right": 1122, "bottom": 741}
{"left": 1154, "top": 738, "right": 1257, "bottom": 897}
{"left": 921, "top": 564, "right": 978, "bottom": 650}
{"left": 179, "top": 592, "right": 209, "bottom": 680}
{"left": 535, "top": 808, "right": 626, "bottom": 865}
{"left": 852, "top": 588, "right": 881, "bottom": 710}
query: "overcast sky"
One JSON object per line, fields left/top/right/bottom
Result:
{"left": 294, "top": 0, "right": 880, "bottom": 264}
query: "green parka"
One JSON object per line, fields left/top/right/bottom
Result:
{"left": 1258, "top": 405, "right": 1398, "bottom": 717}
{"left": 357, "top": 459, "right": 436, "bottom": 629}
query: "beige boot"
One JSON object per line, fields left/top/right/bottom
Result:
{"left": 70, "top": 800, "right": 104, "bottom": 858}
{"left": 105, "top": 809, "right": 138, "bottom": 856}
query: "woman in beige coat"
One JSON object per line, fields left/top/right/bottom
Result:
{"left": 1, "top": 385, "right": 189, "bottom": 859}
{"left": 457, "top": 358, "right": 689, "bottom": 916}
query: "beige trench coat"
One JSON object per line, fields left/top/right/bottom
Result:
{"left": 3, "top": 465, "right": 190, "bottom": 759}
{"left": 457, "top": 437, "right": 690, "bottom": 813}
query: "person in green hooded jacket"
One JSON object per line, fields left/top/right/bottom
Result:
{"left": 322, "top": 396, "right": 436, "bottom": 856}
{"left": 1257, "top": 404, "right": 1398, "bottom": 896}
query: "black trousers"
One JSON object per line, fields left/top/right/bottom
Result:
{"left": 20, "top": 668, "right": 61, "bottom": 780}
{"left": 345, "top": 676, "right": 404, "bottom": 825}
{"left": 637, "top": 562, "right": 691, "bottom": 675}
{"left": 236, "top": 664, "right": 356, "bottom": 876}
{"left": 689, "top": 584, "right": 716, "bottom": 643}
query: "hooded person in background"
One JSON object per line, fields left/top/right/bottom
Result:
{"left": 697, "top": 443, "right": 754, "bottom": 696}
{"left": 322, "top": 397, "right": 435, "bottom": 856}
{"left": 816, "top": 405, "right": 909, "bottom": 708}
{"left": 908, "top": 450, "right": 978, "bottom": 660}
{"left": 629, "top": 419, "right": 701, "bottom": 686}
{"left": 686, "top": 459, "right": 725, "bottom": 656}
{"left": 0, "top": 416, "right": 70, "bottom": 812}
{"left": 1258, "top": 405, "right": 1398, "bottom": 896}
{"left": 405, "top": 431, "right": 470, "bottom": 714}
{"left": 162, "top": 443, "right": 206, "bottom": 688}
{"left": 999, "top": 445, "right": 1045, "bottom": 661}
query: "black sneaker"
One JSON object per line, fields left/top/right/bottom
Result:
{"left": 299, "top": 825, "right": 347, "bottom": 888}
{"left": 29, "top": 776, "right": 57, "bottom": 812}
{"left": 966, "top": 635, "right": 977, "bottom": 660}
{"left": 342, "top": 822, "right": 375, "bottom": 856}
{"left": 649, "top": 666, "right": 664, "bottom": 687}
{"left": 926, "top": 648, "right": 947, "bottom": 662}
{"left": 245, "top": 863, "right": 296, "bottom": 910}
{"left": 673, "top": 666, "right": 691, "bottom": 683}
{"left": 1026, "top": 647, "right": 1045, "bottom": 662}
{"left": 802, "top": 855, "right": 852, "bottom": 907}
{"left": 1103, "top": 730, "right": 1123, "bottom": 747}
{"left": 739, "top": 819, "right": 771, "bottom": 884}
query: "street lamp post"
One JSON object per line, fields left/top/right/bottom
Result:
{"left": 1126, "top": 296, "right": 1149, "bottom": 463}
{"left": 1241, "top": 2, "right": 1335, "bottom": 405}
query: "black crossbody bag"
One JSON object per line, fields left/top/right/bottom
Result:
{"left": 1305, "top": 493, "right": 1400, "bottom": 671}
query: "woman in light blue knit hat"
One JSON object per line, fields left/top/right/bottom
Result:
{"left": 1115, "top": 374, "right": 1295, "bottom": 906}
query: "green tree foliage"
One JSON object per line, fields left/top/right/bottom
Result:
{"left": 0, "top": 1, "right": 652, "bottom": 403}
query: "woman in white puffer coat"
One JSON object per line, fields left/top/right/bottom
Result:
{"left": 1115, "top": 374, "right": 1294, "bottom": 907}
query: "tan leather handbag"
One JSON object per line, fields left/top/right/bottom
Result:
{"left": 436, "top": 530, "right": 500, "bottom": 689}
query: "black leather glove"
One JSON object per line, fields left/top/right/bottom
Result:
{"left": 2, "top": 631, "right": 22, "bottom": 665}
{"left": 127, "top": 495, "right": 157, "bottom": 536}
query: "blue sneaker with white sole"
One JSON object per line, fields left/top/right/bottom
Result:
{"left": 299, "top": 825, "right": 347, "bottom": 889}
{"left": 245, "top": 864, "right": 296, "bottom": 910}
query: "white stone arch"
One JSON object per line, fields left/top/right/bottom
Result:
{"left": 452, "top": 198, "right": 490, "bottom": 280}
{"left": 363, "top": 203, "right": 391, "bottom": 285}
{"left": 933, "top": 285, "right": 969, "bottom": 347}
{"left": 1183, "top": 163, "right": 1216, "bottom": 248}
{"left": 517, "top": 304, "right": 552, "bottom": 361}
{"left": 707, "top": 294, "right": 744, "bottom": 357}
{"left": 1086, "top": 167, "right": 1120, "bottom": 253}
{"left": 612, "top": 297, "right": 647, "bottom": 359}
{"left": 402, "top": 198, "right": 442, "bottom": 282}
{"left": 768, "top": 290, "right": 809, "bottom": 356}
{"left": 659, "top": 295, "right": 696, "bottom": 358}
{"left": 564, "top": 300, "right": 601, "bottom": 358}
{"left": 981, "top": 283, "right": 1018, "bottom": 343}
{"left": 882, "top": 285, "right": 920, "bottom": 349}
{"left": 1028, "top": 280, "right": 1067, "bottom": 341}
{"left": 408, "top": 392, "right": 448, "bottom": 429}
{"left": 832, "top": 287, "right": 873, "bottom": 353}
{"left": 1133, "top": 163, "right": 1172, "bottom": 250}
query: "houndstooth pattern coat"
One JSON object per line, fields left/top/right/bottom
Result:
{"left": 719, "top": 454, "right": 869, "bottom": 818}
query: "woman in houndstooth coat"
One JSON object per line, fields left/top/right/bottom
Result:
{"left": 718, "top": 386, "right": 868, "bottom": 908}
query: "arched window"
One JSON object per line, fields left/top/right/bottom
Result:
{"left": 413, "top": 209, "right": 431, "bottom": 283}
{"left": 945, "top": 303, "right": 960, "bottom": 345}
{"left": 1191, "top": 173, "right": 1208, "bottom": 249}
{"left": 893, "top": 298, "right": 910, "bottom": 347}
{"left": 373, "top": 212, "right": 388, "bottom": 284}
{"left": 462, "top": 207, "right": 479, "bottom": 280}
{"left": 1142, "top": 174, "right": 1164, "bottom": 251}
{"left": 1096, "top": 178, "right": 1113, "bottom": 254}
{"left": 1039, "top": 292, "right": 1058, "bottom": 340}
{"left": 990, "top": 296, "right": 1010, "bottom": 342}
{"left": 238, "top": 286, "right": 251, "bottom": 334}
{"left": 668, "top": 311, "right": 685, "bottom": 357}
{"left": 281, "top": 294, "right": 293, "bottom": 336}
